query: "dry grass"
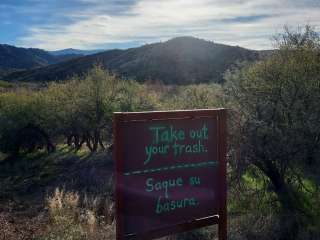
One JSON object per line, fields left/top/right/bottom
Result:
{"left": 41, "top": 187, "right": 115, "bottom": 240}
{"left": 1, "top": 186, "right": 317, "bottom": 239}
{"left": 41, "top": 188, "right": 220, "bottom": 240}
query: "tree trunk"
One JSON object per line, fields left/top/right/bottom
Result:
{"left": 258, "top": 161, "right": 299, "bottom": 212}
{"left": 85, "top": 132, "right": 94, "bottom": 152}
{"left": 256, "top": 161, "right": 303, "bottom": 240}
{"left": 92, "top": 130, "right": 99, "bottom": 152}
{"left": 98, "top": 137, "right": 105, "bottom": 150}
{"left": 67, "top": 134, "right": 73, "bottom": 146}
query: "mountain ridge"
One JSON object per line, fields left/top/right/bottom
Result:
{"left": 1, "top": 37, "right": 269, "bottom": 84}
{"left": 0, "top": 44, "right": 85, "bottom": 74}
{"left": 49, "top": 48, "right": 105, "bottom": 56}
{"left": 0, "top": 44, "right": 57, "bottom": 70}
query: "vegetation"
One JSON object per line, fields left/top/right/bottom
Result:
{"left": 0, "top": 65, "right": 161, "bottom": 156}
{"left": 0, "top": 26, "right": 319, "bottom": 239}
{"left": 43, "top": 188, "right": 115, "bottom": 240}
{"left": 225, "top": 25, "right": 320, "bottom": 239}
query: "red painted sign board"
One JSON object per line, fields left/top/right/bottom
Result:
{"left": 114, "top": 109, "right": 227, "bottom": 240}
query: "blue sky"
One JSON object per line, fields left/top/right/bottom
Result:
{"left": 1, "top": 0, "right": 320, "bottom": 50}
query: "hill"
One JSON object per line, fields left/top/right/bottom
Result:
{"left": 0, "top": 44, "right": 82, "bottom": 74}
{"left": 49, "top": 48, "right": 105, "bottom": 56}
{"left": 3, "top": 37, "right": 264, "bottom": 84}
{"left": 0, "top": 44, "right": 57, "bottom": 70}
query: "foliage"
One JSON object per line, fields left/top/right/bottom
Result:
{"left": 158, "top": 83, "right": 223, "bottom": 110}
{"left": 40, "top": 65, "right": 123, "bottom": 152}
{"left": 0, "top": 65, "right": 223, "bottom": 156}
{"left": 224, "top": 25, "right": 320, "bottom": 238}
{"left": 0, "top": 89, "right": 55, "bottom": 156}
{"left": 0, "top": 80, "right": 14, "bottom": 91}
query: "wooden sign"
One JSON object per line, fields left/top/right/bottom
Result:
{"left": 113, "top": 109, "right": 227, "bottom": 240}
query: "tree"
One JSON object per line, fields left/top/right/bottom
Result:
{"left": 0, "top": 90, "right": 55, "bottom": 156}
{"left": 224, "top": 25, "right": 320, "bottom": 236}
{"left": 42, "top": 65, "right": 122, "bottom": 152}
{"left": 78, "top": 65, "right": 119, "bottom": 151}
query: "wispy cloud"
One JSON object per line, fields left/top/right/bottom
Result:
{"left": 8, "top": 0, "right": 320, "bottom": 50}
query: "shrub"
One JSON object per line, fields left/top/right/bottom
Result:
{"left": 42, "top": 188, "right": 115, "bottom": 240}
{"left": 0, "top": 89, "right": 55, "bottom": 156}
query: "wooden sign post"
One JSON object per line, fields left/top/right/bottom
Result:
{"left": 113, "top": 109, "right": 227, "bottom": 240}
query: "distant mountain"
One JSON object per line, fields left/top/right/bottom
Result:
{"left": 2, "top": 37, "right": 266, "bottom": 84}
{"left": 49, "top": 48, "right": 105, "bottom": 56}
{"left": 0, "top": 44, "right": 82, "bottom": 74}
{"left": 0, "top": 44, "right": 57, "bottom": 70}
